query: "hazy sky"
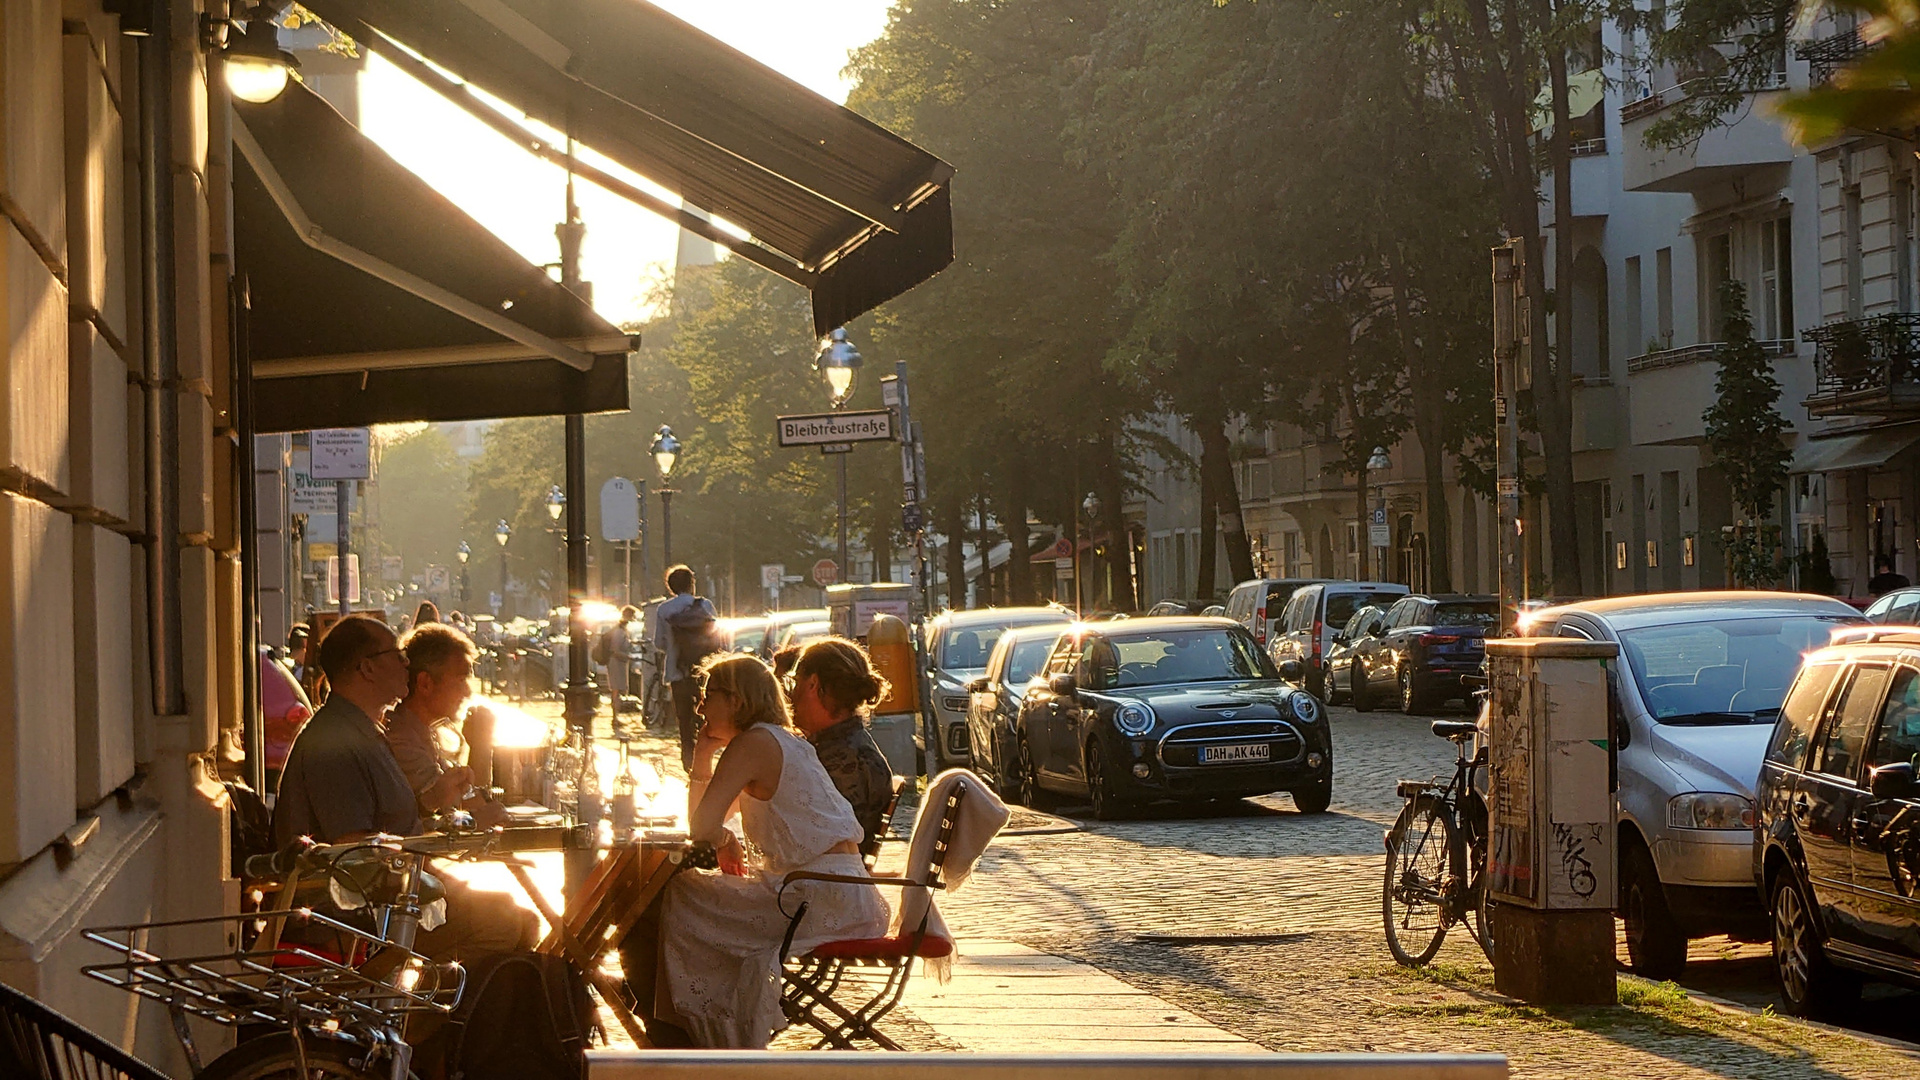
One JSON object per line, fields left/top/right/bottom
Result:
{"left": 356, "top": 0, "right": 896, "bottom": 327}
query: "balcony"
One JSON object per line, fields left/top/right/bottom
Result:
{"left": 1803, "top": 313, "right": 1920, "bottom": 418}
{"left": 1620, "top": 72, "right": 1792, "bottom": 193}
{"left": 1797, "top": 27, "right": 1872, "bottom": 86}
{"left": 1628, "top": 339, "right": 1796, "bottom": 445}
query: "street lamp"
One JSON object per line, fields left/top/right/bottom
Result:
{"left": 494, "top": 518, "right": 511, "bottom": 617}
{"left": 815, "top": 329, "right": 862, "bottom": 577}
{"left": 222, "top": 4, "right": 300, "bottom": 104}
{"left": 649, "top": 426, "right": 681, "bottom": 563}
{"left": 545, "top": 484, "right": 566, "bottom": 523}
{"left": 457, "top": 540, "right": 471, "bottom": 608}
{"left": 1365, "top": 445, "right": 1391, "bottom": 581}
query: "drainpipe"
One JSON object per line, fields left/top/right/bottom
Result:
{"left": 140, "top": 1, "right": 185, "bottom": 717}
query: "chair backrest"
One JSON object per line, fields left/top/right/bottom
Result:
{"left": 922, "top": 782, "right": 967, "bottom": 890}
{"left": 862, "top": 774, "right": 908, "bottom": 868}
{"left": 894, "top": 778, "right": 970, "bottom": 936}
{"left": 0, "top": 979, "right": 170, "bottom": 1080}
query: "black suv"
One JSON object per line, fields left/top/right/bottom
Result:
{"left": 1754, "top": 627, "right": 1920, "bottom": 1016}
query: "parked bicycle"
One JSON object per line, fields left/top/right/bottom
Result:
{"left": 1383, "top": 715, "right": 1496, "bottom": 967}
{"left": 83, "top": 829, "right": 506, "bottom": 1080}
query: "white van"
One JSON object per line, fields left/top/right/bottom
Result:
{"left": 1222, "top": 579, "right": 1330, "bottom": 653}
{"left": 1271, "top": 581, "right": 1408, "bottom": 699}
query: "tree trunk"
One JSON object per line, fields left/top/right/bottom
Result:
{"left": 940, "top": 499, "right": 966, "bottom": 610}
{"left": 1388, "top": 253, "right": 1454, "bottom": 593}
{"left": 1199, "top": 417, "right": 1255, "bottom": 590}
{"left": 1542, "top": 36, "right": 1582, "bottom": 597}
{"left": 976, "top": 494, "right": 994, "bottom": 606}
{"left": 1095, "top": 430, "right": 1136, "bottom": 611}
{"left": 1003, "top": 463, "right": 1035, "bottom": 604}
{"left": 1195, "top": 440, "right": 1219, "bottom": 601}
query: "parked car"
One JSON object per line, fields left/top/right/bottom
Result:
{"left": 1325, "top": 604, "right": 1390, "bottom": 706}
{"left": 924, "top": 607, "right": 1071, "bottom": 771}
{"left": 1754, "top": 625, "right": 1920, "bottom": 1016}
{"left": 776, "top": 619, "right": 833, "bottom": 652}
{"left": 717, "top": 616, "right": 771, "bottom": 655}
{"left": 1145, "top": 598, "right": 1214, "bottom": 616}
{"left": 1861, "top": 586, "right": 1920, "bottom": 624}
{"left": 757, "top": 608, "right": 828, "bottom": 660}
{"left": 1013, "top": 617, "right": 1332, "bottom": 819}
{"left": 1349, "top": 594, "right": 1497, "bottom": 714}
{"left": 964, "top": 621, "right": 1074, "bottom": 799}
{"left": 1222, "top": 578, "right": 1332, "bottom": 653}
{"left": 1525, "top": 591, "right": 1863, "bottom": 980}
{"left": 260, "top": 647, "right": 313, "bottom": 792}
{"left": 1270, "top": 581, "right": 1408, "bottom": 699}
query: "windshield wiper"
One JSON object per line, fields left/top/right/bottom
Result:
{"left": 1657, "top": 710, "right": 1775, "bottom": 726}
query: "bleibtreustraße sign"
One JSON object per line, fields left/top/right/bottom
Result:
{"left": 776, "top": 410, "right": 895, "bottom": 447}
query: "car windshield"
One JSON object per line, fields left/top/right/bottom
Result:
{"left": 1102, "top": 628, "right": 1275, "bottom": 687}
{"left": 1433, "top": 602, "right": 1498, "bottom": 627}
{"left": 942, "top": 618, "right": 1054, "bottom": 669}
{"left": 1618, "top": 615, "right": 1860, "bottom": 725}
{"left": 1005, "top": 636, "right": 1061, "bottom": 686}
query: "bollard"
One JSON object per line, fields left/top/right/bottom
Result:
{"left": 1484, "top": 637, "right": 1619, "bottom": 1005}
{"left": 865, "top": 614, "right": 921, "bottom": 778}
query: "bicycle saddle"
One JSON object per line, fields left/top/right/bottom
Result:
{"left": 1431, "top": 720, "right": 1480, "bottom": 741}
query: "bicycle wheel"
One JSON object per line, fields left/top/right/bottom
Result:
{"left": 1383, "top": 794, "right": 1460, "bottom": 967}
{"left": 195, "top": 1033, "right": 389, "bottom": 1080}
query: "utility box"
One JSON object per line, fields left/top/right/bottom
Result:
{"left": 1483, "top": 637, "right": 1619, "bottom": 1005}
{"left": 863, "top": 613, "right": 921, "bottom": 778}
{"left": 826, "top": 582, "right": 915, "bottom": 641}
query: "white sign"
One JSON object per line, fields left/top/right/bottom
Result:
{"left": 600, "top": 477, "right": 641, "bottom": 542}
{"left": 1370, "top": 524, "right": 1392, "bottom": 548}
{"left": 776, "top": 410, "right": 893, "bottom": 447}
{"left": 289, "top": 451, "right": 336, "bottom": 514}
{"left": 851, "top": 597, "right": 913, "bottom": 636}
{"left": 309, "top": 428, "right": 371, "bottom": 480}
{"left": 326, "top": 555, "right": 361, "bottom": 604}
{"left": 425, "top": 566, "right": 451, "bottom": 592}
{"left": 381, "top": 555, "right": 404, "bottom": 580}
{"left": 760, "top": 563, "right": 785, "bottom": 589}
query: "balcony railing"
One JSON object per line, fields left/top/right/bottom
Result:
{"left": 1798, "top": 27, "right": 1872, "bottom": 86}
{"left": 1627, "top": 338, "right": 1795, "bottom": 374}
{"left": 1619, "top": 69, "right": 1790, "bottom": 123}
{"left": 1569, "top": 136, "right": 1607, "bottom": 157}
{"left": 1804, "top": 313, "right": 1920, "bottom": 415}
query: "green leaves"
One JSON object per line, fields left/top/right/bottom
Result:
{"left": 1702, "top": 280, "right": 1791, "bottom": 586}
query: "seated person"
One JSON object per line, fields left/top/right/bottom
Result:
{"left": 788, "top": 638, "right": 897, "bottom": 856}
{"left": 272, "top": 615, "right": 535, "bottom": 964}
{"left": 640, "top": 655, "right": 888, "bottom": 1048}
{"left": 386, "top": 622, "right": 507, "bottom": 828}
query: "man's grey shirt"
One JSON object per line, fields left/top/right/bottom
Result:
{"left": 656, "top": 591, "right": 717, "bottom": 682}
{"left": 272, "top": 696, "right": 421, "bottom": 846}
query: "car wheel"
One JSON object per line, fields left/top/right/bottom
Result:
{"left": 1327, "top": 667, "right": 1349, "bottom": 706}
{"left": 1291, "top": 778, "right": 1332, "bottom": 814}
{"left": 989, "top": 730, "right": 1022, "bottom": 802}
{"left": 1086, "top": 742, "right": 1131, "bottom": 821}
{"left": 1307, "top": 669, "right": 1327, "bottom": 701}
{"left": 1015, "top": 732, "right": 1052, "bottom": 810}
{"left": 1770, "top": 870, "right": 1861, "bottom": 1017}
{"left": 1352, "top": 665, "right": 1374, "bottom": 712}
{"left": 1620, "top": 840, "right": 1688, "bottom": 980}
{"left": 1399, "top": 667, "right": 1427, "bottom": 715}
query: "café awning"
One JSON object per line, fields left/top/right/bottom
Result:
{"left": 301, "top": 0, "right": 955, "bottom": 336}
{"left": 1789, "top": 426, "right": 1920, "bottom": 474}
{"left": 235, "top": 83, "right": 634, "bottom": 432}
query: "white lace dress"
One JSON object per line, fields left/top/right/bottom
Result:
{"left": 660, "top": 725, "right": 888, "bottom": 1047}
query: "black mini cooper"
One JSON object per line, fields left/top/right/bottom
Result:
{"left": 1011, "top": 617, "right": 1333, "bottom": 819}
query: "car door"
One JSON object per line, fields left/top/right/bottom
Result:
{"left": 1799, "top": 662, "right": 1891, "bottom": 949}
{"left": 1025, "top": 635, "right": 1078, "bottom": 786}
{"left": 967, "top": 641, "right": 1010, "bottom": 778}
{"left": 1362, "top": 599, "right": 1412, "bottom": 692}
{"left": 1851, "top": 664, "right": 1920, "bottom": 968}
{"left": 1383, "top": 599, "right": 1431, "bottom": 683}
{"left": 1058, "top": 635, "right": 1118, "bottom": 789}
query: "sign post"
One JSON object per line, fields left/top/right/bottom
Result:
{"left": 812, "top": 559, "right": 838, "bottom": 589}
{"left": 601, "top": 477, "right": 642, "bottom": 603}
{"left": 760, "top": 563, "right": 786, "bottom": 609}
{"left": 309, "top": 429, "right": 370, "bottom": 615}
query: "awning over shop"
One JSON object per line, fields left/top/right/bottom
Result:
{"left": 302, "top": 0, "right": 955, "bottom": 336}
{"left": 235, "top": 84, "right": 634, "bottom": 433}
{"left": 1788, "top": 426, "right": 1920, "bottom": 474}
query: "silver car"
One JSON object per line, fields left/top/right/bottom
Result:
{"left": 923, "top": 607, "right": 1071, "bottom": 772}
{"left": 1526, "top": 592, "right": 1863, "bottom": 979}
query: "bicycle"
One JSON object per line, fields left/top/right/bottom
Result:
{"left": 1382, "top": 715, "right": 1496, "bottom": 967}
{"left": 83, "top": 829, "right": 508, "bottom": 1080}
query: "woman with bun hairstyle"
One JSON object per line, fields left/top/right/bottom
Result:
{"left": 789, "top": 638, "right": 896, "bottom": 855}
{"left": 650, "top": 652, "right": 886, "bottom": 1047}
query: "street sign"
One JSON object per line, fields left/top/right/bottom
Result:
{"left": 309, "top": 428, "right": 371, "bottom": 479}
{"left": 900, "top": 503, "right": 923, "bottom": 533}
{"left": 381, "top": 555, "right": 404, "bottom": 580}
{"left": 812, "top": 559, "right": 839, "bottom": 587}
{"left": 760, "top": 563, "right": 785, "bottom": 589}
{"left": 600, "top": 477, "right": 641, "bottom": 541}
{"left": 818, "top": 443, "right": 854, "bottom": 454}
{"left": 308, "top": 541, "right": 337, "bottom": 560}
{"left": 326, "top": 554, "right": 361, "bottom": 605}
{"left": 289, "top": 451, "right": 335, "bottom": 514}
{"left": 1050, "top": 537, "right": 1072, "bottom": 559}
{"left": 425, "top": 566, "right": 451, "bottom": 592}
{"left": 1370, "top": 524, "right": 1392, "bottom": 548}
{"left": 776, "top": 410, "right": 893, "bottom": 447}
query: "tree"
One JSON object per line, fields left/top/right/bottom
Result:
{"left": 1703, "top": 280, "right": 1792, "bottom": 586}
{"left": 1773, "top": 2, "right": 1920, "bottom": 145}
{"left": 374, "top": 426, "right": 467, "bottom": 576}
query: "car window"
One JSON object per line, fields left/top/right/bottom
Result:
{"left": 1105, "top": 628, "right": 1274, "bottom": 687}
{"left": 1618, "top": 615, "right": 1859, "bottom": 724}
{"left": 1433, "top": 601, "right": 1498, "bottom": 627}
{"left": 1893, "top": 595, "right": 1920, "bottom": 624}
{"left": 1767, "top": 661, "right": 1844, "bottom": 770}
{"left": 1043, "top": 636, "right": 1078, "bottom": 676}
{"left": 1326, "top": 592, "right": 1391, "bottom": 628}
{"left": 1005, "top": 637, "right": 1058, "bottom": 687}
{"left": 1869, "top": 665, "right": 1920, "bottom": 770}
{"left": 1815, "top": 664, "right": 1891, "bottom": 781}
{"left": 1382, "top": 599, "right": 1413, "bottom": 628}
{"left": 1289, "top": 591, "right": 1317, "bottom": 631}
{"left": 1079, "top": 637, "right": 1120, "bottom": 690}
{"left": 1341, "top": 606, "right": 1378, "bottom": 639}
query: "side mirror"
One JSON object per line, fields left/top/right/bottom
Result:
{"left": 963, "top": 677, "right": 990, "bottom": 694}
{"left": 1277, "top": 659, "right": 1305, "bottom": 682}
{"left": 1870, "top": 761, "right": 1917, "bottom": 800}
{"left": 1048, "top": 673, "right": 1078, "bottom": 697}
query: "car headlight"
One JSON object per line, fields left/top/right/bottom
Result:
{"left": 1668, "top": 792, "right": 1755, "bottom": 831}
{"left": 1288, "top": 693, "right": 1320, "bottom": 724}
{"left": 1114, "top": 702, "right": 1155, "bottom": 736}
{"left": 940, "top": 695, "right": 969, "bottom": 713}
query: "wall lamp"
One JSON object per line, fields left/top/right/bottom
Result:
{"left": 216, "top": 3, "right": 301, "bottom": 104}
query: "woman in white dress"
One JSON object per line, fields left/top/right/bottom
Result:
{"left": 657, "top": 653, "right": 888, "bottom": 1048}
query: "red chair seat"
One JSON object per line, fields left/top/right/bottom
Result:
{"left": 807, "top": 934, "right": 954, "bottom": 960}
{"left": 270, "top": 943, "right": 359, "bottom": 969}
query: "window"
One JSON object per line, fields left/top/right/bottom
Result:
{"left": 1768, "top": 661, "right": 1843, "bottom": 769}
{"left": 1845, "top": 179, "right": 1865, "bottom": 319}
{"left": 1656, "top": 247, "right": 1675, "bottom": 347}
{"left": 1701, "top": 232, "right": 1733, "bottom": 338}
{"left": 1078, "top": 637, "right": 1120, "bottom": 690}
{"left": 1757, "top": 216, "right": 1794, "bottom": 341}
{"left": 1870, "top": 666, "right": 1920, "bottom": 769}
{"left": 1898, "top": 173, "right": 1916, "bottom": 313}
{"left": 1815, "top": 664, "right": 1890, "bottom": 781}
{"left": 1044, "top": 636, "right": 1079, "bottom": 676}
{"left": 1625, "top": 256, "right": 1645, "bottom": 356}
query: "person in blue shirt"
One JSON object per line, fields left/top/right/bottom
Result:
{"left": 656, "top": 565, "right": 720, "bottom": 769}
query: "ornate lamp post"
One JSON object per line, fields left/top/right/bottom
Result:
{"left": 456, "top": 540, "right": 471, "bottom": 608}
{"left": 814, "top": 329, "right": 862, "bottom": 578}
{"left": 649, "top": 426, "right": 681, "bottom": 564}
{"left": 1081, "top": 491, "right": 1102, "bottom": 609}
{"left": 494, "top": 518, "right": 511, "bottom": 616}
{"left": 1365, "top": 445, "right": 1392, "bottom": 581}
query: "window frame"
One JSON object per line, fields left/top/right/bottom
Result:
{"left": 1812, "top": 662, "right": 1892, "bottom": 784}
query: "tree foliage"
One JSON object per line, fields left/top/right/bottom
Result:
{"left": 1703, "top": 280, "right": 1791, "bottom": 586}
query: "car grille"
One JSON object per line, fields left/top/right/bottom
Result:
{"left": 1157, "top": 721, "right": 1305, "bottom": 767}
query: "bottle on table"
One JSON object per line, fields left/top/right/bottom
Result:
{"left": 576, "top": 734, "right": 604, "bottom": 825}
{"left": 611, "top": 740, "right": 637, "bottom": 839}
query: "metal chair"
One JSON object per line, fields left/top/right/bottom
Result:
{"left": 777, "top": 782, "right": 966, "bottom": 1050}
{"left": 0, "top": 979, "right": 170, "bottom": 1080}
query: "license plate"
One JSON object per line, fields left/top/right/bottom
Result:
{"left": 1200, "top": 743, "right": 1270, "bottom": 764}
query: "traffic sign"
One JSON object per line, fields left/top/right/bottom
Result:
{"left": 600, "top": 477, "right": 641, "bottom": 541}
{"left": 761, "top": 563, "right": 785, "bottom": 589}
{"left": 812, "top": 559, "right": 839, "bottom": 587}
{"left": 309, "top": 428, "right": 371, "bottom": 479}
{"left": 901, "top": 503, "right": 923, "bottom": 533}
{"left": 777, "top": 410, "right": 893, "bottom": 447}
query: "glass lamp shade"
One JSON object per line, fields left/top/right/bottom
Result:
{"left": 546, "top": 485, "right": 566, "bottom": 521}
{"left": 650, "top": 426, "right": 681, "bottom": 480}
{"left": 495, "top": 519, "right": 512, "bottom": 546}
{"left": 1367, "top": 446, "right": 1392, "bottom": 471}
{"left": 457, "top": 542, "right": 471, "bottom": 564}
{"left": 813, "top": 327, "right": 862, "bottom": 407}
{"left": 225, "top": 54, "right": 291, "bottom": 103}
{"left": 824, "top": 365, "right": 856, "bottom": 405}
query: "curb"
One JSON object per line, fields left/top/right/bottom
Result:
{"left": 1678, "top": 985, "right": 1920, "bottom": 1058}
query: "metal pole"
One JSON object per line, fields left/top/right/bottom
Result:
{"left": 662, "top": 488, "right": 674, "bottom": 564}
{"left": 837, "top": 453, "right": 850, "bottom": 580}
{"left": 335, "top": 480, "right": 350, "bottom": 615}
{"left": 140, "top": 7, "right": 185, "bottom": 716}
{"left": 499, "top": 544, "right": 508, "bottom": 618}
{"left": 1493, "top": 240, "right": 1524, "bottom": 634}
{"left": 563, "top": 415, "right": 592, "bottom": 733}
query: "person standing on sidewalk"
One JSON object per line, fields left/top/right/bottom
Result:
{"left": 789, "top": 637, "right": 895, "bottom": 856}
{"left": 657, "top": 565, "right": 720, "bottom": 769}
{"left": 603, "top": 605, "right": 638, "bottom": 712}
